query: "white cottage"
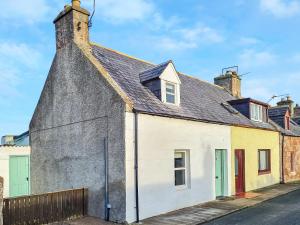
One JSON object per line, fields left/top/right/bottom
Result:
{"left": 30, "top": 1, "right": 265, "bottom": 223}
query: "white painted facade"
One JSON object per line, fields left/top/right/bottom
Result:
{"left": 0, "top": 146, "right": 30, "bottom": 197}
{"left": 159, "top": 62, "right": 181, "bottom": 106}
{"left": 125, "top": 112, "right": 231, "bottom": 223}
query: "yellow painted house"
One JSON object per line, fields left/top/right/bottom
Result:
{"left": 231, "top": 126, "right": 280, "bottom": 195}
{"left": 215, "top": 72, "right": 280, "bottom": 195}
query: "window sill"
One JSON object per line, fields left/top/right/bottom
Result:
{"left": 258, "top": 170, "right": 271, "bottom": 175}
{"left": 175, "top": 185, "right": 188, "bottom": 191}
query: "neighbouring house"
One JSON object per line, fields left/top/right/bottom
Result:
{"left": 214, "top": 73, "right": 280, "bottom": 195}
{"left": 1, "top": 131, "right": 29, "bottom": 146}
{"left": 0, "top": 131, "right": 30, "bottom": 197}
{"left": 30, "top": 1, "right": 280, "bottom": 223}
{"left": 269, "top": 98, "right": 300, "bottom": 183}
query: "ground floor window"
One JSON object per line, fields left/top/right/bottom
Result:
{"left": 258, "top": 149, "right": 271, "bottom": 174}
{"left": 291, "top": 152, "right": 295, "bottom": 172}
{"left": 174, "top": 150, "right": 189, "bottom": 187}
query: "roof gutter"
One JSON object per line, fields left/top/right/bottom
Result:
{"left": 133, "top": 110, "right": 278, "bottom": 133}
{"left": 281, "top": 135, "right": 285, "bottom": 184}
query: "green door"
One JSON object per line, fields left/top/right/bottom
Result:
{"left": 9, "top": 156, "right": 30, "bottom": 197}
{"left": 215, "top": 150, "right": 228, "bottom": 198}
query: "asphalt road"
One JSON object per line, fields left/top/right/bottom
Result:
{"left": 204, "top": 189, "right": 300, "bottom": 225}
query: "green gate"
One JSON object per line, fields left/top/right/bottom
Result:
{"left": 9, "top": 155, "right": 30, "bottom": 197}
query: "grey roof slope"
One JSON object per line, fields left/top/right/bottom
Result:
{"left": 91, "top": 44, "right": 274, "bottom": 130}
{"left": 139, "top": 60, "right": 171, "bottom": 83}
{"left": 269, "top": 106, "right": 300, "bottom": 136}
{"left": 268, "top": 106, "right": 289, "bottom": 128}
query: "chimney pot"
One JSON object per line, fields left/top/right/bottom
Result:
{"left": 72, "top": 0, "right": 80, "bottom": 7}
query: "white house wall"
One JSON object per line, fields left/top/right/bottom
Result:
{"left": 125, "top": 112, "right": 231, "bottom": 222}
{"left": 0, "top": 146, "right": 31, "bottom": 197}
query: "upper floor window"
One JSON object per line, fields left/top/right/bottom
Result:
{"left": 250, "top": 103, "right": 263, "bottom": 122}
{"left": 166, "top": 82, "right": 176, "bottom": 104}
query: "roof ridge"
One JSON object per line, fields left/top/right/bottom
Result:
{"left": 140, "top": 60, "right": 171, "bottom": 74}
{"left": 179, "top": 72, "right": 226, "bottom": 90}
{"left": 90, "top": 42, "right": 226, "bottom": 91}
{"left": 90, "top": 42, "right": 155, "bottom": 65}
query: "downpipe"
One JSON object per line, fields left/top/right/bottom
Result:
{"left": 134, "top": 111, "right": 140, "bottom": 223}
{"left": 104, "top": 137, "right": 111, "bottom": 221}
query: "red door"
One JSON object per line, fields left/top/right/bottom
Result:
{"left": 235, "top": 150, "right": 245, "bottom": 195}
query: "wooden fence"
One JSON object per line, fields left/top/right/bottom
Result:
{"left": 2, "top": 188, "right": 88, "bottom": 225}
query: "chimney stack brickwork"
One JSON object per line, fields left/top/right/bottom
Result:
{"left": 214, "top": 71, "right": 242, "bottom": 98}
{"left": 54, "top": 3, "right": 90, "bottom": 50}
{"left": 294, "top": 104, "right": 300, "bottom": 118}
{"left": 277, "top": 96, "right": 295, "bottom": 117}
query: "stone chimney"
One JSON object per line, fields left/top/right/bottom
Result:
{"left": 294, "top": 104, "right": 300, "bottom": 118}
{"left": 277, "top": 96, "right": 295, "bottom": 116}
{"left": 53, "top": 0, "right": 90, "bottom": 50}
{"left": 214, "top": 70, "right": 241, "bottom": 98}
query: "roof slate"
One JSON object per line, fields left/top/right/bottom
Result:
{"left": 139, "top": 60, "right": 171, "bottom": 83}
{"left": 269, "top": 106, "right": 300, "bottom": 137}
{"left": 91, "top": 44, "right": 275, "bottom": 130}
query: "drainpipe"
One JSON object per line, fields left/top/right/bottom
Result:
{"left": 281, "top": 135, "right": 285, "bottom": 184}
{"left": 134, "top": 110, "right": 140, "bottom": 223}
{"left": 104, "top": 137, "right": 111, "bottom": 221}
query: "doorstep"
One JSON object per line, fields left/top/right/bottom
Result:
{"left": 139, "top": 183, "right": 300, "bottom": 225}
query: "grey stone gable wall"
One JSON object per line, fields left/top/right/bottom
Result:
{"left": 30, "top": 42, "right": 126, "bottom": 222}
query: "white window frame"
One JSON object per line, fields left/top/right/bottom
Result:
{"left": 250, "top": 103, "right": 263, "bottom": 122}
{"left": 174, "top": 150, "right": 190, "bottom": 189}
{"left": 165, "top": 82, "right": 176, "bottom": 104}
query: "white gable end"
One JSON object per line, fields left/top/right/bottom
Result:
{"left": 160, "top": 62, "right": 181, "bottom": 106}
{"left": 159, "top": 63, "right": 181, "bottom": 84}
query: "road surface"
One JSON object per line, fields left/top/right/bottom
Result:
{"left": 203, "top": 189, "right": 300, "bottom": 225}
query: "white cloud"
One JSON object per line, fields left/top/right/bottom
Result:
{"left": 0, "top": 42, "right": 42, "bottom": 102}
{"left": 155, "top": 37, "right": 197, "bottom": 51}
{"left": 154, "top": 24, "right": 223, "bottom": 51}
{"left": 0, "top": 0, "right": 52, "bottom": 24}
{"left": 244, "top": 82, "right": 273, "bottom": 101}
{"left": 178, "top": 25, "right": 224, "bottom": 43}
{"left": 0, "top": 42, "right": 41, "bottom": 69}
{"left": 260, "top": 0, "right": 300, "bottom": 18}
{"left": 239, "top": 37, "right": 261, "bottom": 45}
{"left": 86, "top": 0, "right": 154, "bottom": 23}
{"left": 152, "top": 13, "right": 181, "bottom": 30}
{"left": 239, "top": 49, "right": 277, "bottom": 68}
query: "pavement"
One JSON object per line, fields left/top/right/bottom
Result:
{"left": 51, "top": 183, "right": 300, "bottom": 225}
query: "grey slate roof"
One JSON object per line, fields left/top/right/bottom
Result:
{"left": 91, "top": 44, "right": 275, "bottom": 130}
{"left": 293, "top": 117, "right": 300, "bottom": 125}
{"left": 269, "top": 106, "right": 300, "bottom": 137}
{"left": 268, "top": 106, "right": 288, "bottom": 128}
{"left": 139, "top": 60, "right": 171, "bottom": 83}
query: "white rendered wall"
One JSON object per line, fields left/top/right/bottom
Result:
{"left": 125, "top": 113, "right": 231, "bottom": 222}
{"left": 0, "top": 146, "right": 31, "bottom": 197}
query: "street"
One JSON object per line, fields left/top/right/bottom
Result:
{"left": 204, "top": 189, "right": 300, "bottom": 225}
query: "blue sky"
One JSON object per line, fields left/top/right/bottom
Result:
{"left": 1, "top": 0, "right": 300, "bottom": 135}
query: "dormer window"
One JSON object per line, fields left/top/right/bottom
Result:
{"left": 250, "top": 103, "right": 263, "bottom": 122}
{"left": 166, "top": 82, "right": 176, "bottom": 104}
{"left": 140, "top": 60, "right": 181, "bottom": 106}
